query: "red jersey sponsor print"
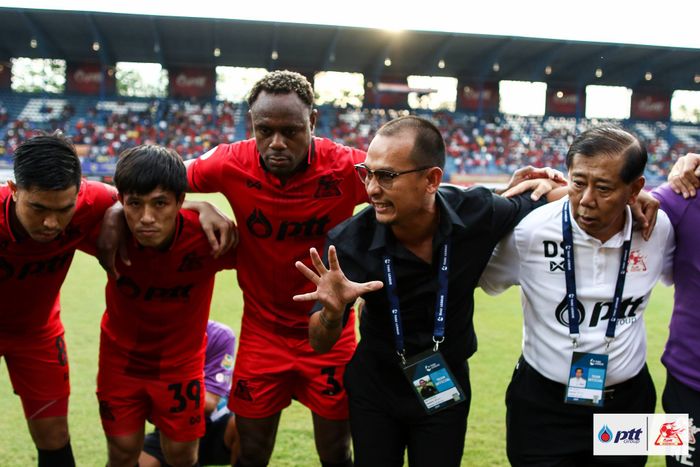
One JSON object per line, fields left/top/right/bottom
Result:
{"left": 96, "top": 209, "right": 236, "bottom": 380}
{"left": 0, "top": 180, "right": 117, "bottom": 340}
{"left": 188, "top": 137, "right": 367, "bottom": 332}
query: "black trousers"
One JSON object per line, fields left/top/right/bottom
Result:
{"left": 506, "top": 357, "right": 656, "bottom": 467}
{"left": 663, "top": 371, "right": 700, "bottom": 466}
{"left": 344, "top": 347, "right": 471, "bottom": 467}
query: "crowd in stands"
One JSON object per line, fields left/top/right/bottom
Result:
{"left": 0, "top": 99, "right": 239, "bottom": 161}
{"left": 1, "top": 97, "right": 698, "bottom": 183}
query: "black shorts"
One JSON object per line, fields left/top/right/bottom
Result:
{"left": 143, "top": 413, "right": 233, "bottom": 466}
{"left": 662, "top": 371, "right": 700, "bottom": 467}
{"left": 506, "top": 357, "right": 655, "bottom": 467}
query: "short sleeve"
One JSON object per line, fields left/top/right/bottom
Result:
{"left": 490, "top": 191, "right": 546, "bottom": 242}
{"left": 478, "top": 229, "right": 522, "bottom": 295}
{"left": 187, "top": 145, "right": 229, "bottom": 193}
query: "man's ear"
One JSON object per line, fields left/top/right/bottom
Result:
{"left": 627, "top": 176, "right": 646, "bottom": 205}
{"left": 309, "top": 108, "right": 318, "bottom": 133}
{"left": 7, "top": 180, "right": 17, "bottom": 201}
{"left": 426, "top": 167, "right": 444, "bottom": 194}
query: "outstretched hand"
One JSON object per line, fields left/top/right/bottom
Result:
{"left": 293, "top": 246, "right": 384, "bottom": 316}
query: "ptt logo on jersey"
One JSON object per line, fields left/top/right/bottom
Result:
{"left": 246, "top": 208, "right": 331, "bottom": 240}
{"left": 627, "top": 250, "right": 647, "bottom": 272}
{"left": 314, "top": 175, "right": 342, "bottom": 198}
{"left": 116, "top": 276, "right": 194, "bottom": 302}
{"left": 542, "top": 240, "right": 565, "bottom": 272}
{"left": 555, "top": 295, "right": 645, "bottom": 328}
{"left": 0, "top": 252, "right": 72, "bottom": 281}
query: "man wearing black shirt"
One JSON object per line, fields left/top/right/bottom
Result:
{"left": 294, "top": 115, "right": 551, "bottom": 467}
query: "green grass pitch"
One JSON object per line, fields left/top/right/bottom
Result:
{"left": 0, "top": 193, "right": 674, "bottom": 466}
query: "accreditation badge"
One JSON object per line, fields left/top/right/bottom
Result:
{"left": 564, "top": 351, "right": 608, "bottom": 407}
{"left": 401, "top": 349, "right": 466, "bottom": 414}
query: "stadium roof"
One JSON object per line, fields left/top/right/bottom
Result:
{"left": 1, "top": 7, "right": 698, "bottom": 92}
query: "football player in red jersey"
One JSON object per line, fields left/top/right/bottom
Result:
{"left": 0, "top": 133, "right": 118, "bottom": 467}
{"left": 185, "top": 71, "right": 365, "bottom": 467}
{"left": 89, "top": 146, "right": 237, "bottom": 467}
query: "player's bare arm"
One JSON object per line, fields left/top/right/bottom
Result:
{"left": 294, "top": 246, "right": 383, "bottom": 354}
{"left": 182, "top": 200, "right": 238, "bottom": 257}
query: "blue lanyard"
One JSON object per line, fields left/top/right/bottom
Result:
{"left": 562, "top": 201, "right": 632, "bottom": 348}
{"left": 382, "top": 241, "right": 450, "bottom": 364}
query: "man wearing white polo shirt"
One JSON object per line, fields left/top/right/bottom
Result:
{"left": 479, "top": 126, "right": 675, "bottom": 466}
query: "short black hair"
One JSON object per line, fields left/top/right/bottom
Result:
{"left": 376, "top": 115, "right": 446, "bottom": 169}
{"left": 566, "top": 126, "right": 647, "bottom": 183}
{"left": 13, "top": 132, "right": 81, "bottom": 191}
{"left": 247, "top": 70, "right": 314, "bottom": 109}
{"left": 114, "top": 145, "right": 187, "bottom": 198}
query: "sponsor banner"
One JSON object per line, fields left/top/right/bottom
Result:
{"left": 169, "top": 67, "right": 215, "bottom": 98}
{"left": 364, "top": 76, "right": 409, "bottom": 109}
{"left": 546, "top": 87, "right": 584, "bottom": 116}
{"left": 594, "top": 413, "right": 689, "bottom": 457}
{"left": 66, "top": 63, "right": 115, "bottom": 95}
{"left": 457, "top": 81, "right": 499, "bottom": 112}
{"left": 630, "top": 92, "right": 671, "bottom": 120}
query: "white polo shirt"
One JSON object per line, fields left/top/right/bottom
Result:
{"left": 479, "top": 196, "right": 675, "bottom": 386}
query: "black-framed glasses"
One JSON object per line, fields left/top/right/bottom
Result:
{"left": 354, "top": 163, "right": 433, "bottom": 189}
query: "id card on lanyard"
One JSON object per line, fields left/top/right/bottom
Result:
{"left": 561, "top": 201, "right": 631, "bottom": 407}
{"left": 383, "top": 240, "right": 466, "bottom": 414}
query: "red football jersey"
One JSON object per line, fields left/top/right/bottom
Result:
{"left": 97, "top": 209, "right": 236, "bottom": 380}
{"left": 187, "top": 137, "right": 367, "bottom": 333}
{"left": 0, "top": 180, "right": 117, "bottom": 341}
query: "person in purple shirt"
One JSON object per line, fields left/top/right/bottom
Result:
{"left": 139, "top": 320, "right": 240, "bottom": 466}
{"left": 654, "top": 152, "right": 700, "bottom": 467}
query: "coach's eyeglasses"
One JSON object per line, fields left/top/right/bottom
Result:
{"left": 354, "top": 163, "right": 432, "bottom": 189}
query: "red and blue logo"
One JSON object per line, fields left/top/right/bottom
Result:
{"left": 598, "top": 425, "right": 613, "bottom": 443}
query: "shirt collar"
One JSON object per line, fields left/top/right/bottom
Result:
{"left": 368, "top": 189, "right": 465, "bottom": 252}
{"left": 567, "top": 196, "right": 633, "bottom": 247}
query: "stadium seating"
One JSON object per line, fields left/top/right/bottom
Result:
{"left": 0, "top": 93, "right": 698, "bottom": 186}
